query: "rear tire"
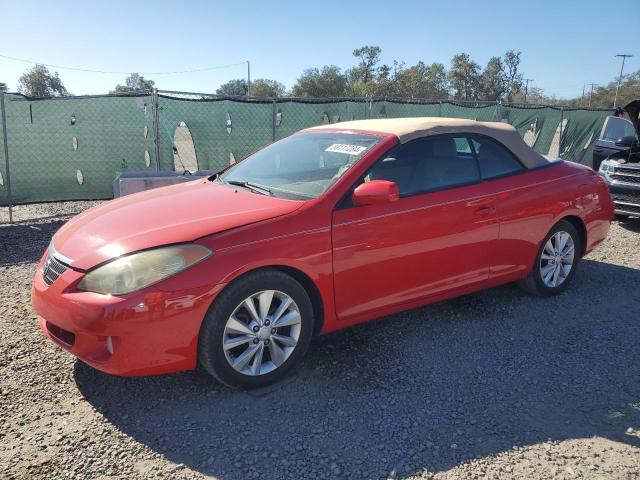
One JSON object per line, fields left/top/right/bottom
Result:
{"left": 198, "top": 269, "right": 314, "bottom": 389}
{"left": 519, "top": 220, "right": 581, "bottom": 297}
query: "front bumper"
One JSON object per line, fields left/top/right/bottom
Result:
{"left": 31, "top": 252, "right": 223, "bottom": 376}
{"left": 598, "top": 173, "right": 640, "bottom": 217}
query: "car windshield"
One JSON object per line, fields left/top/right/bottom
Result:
{"left": 218, "top": 131, "right": 383, "bottom": 199}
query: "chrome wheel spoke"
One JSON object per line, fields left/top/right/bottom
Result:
{"left": 543, "top": 241, "right": 556, "bottom": 257}
{"left": 269, "top": 340, "right": 286, "bottom": 367}
{"left": 552, "top": 264, "right": 561, "bottom": 286}
{"left": 272, "top": 297, "right": 293, "bottom": 323}
{"left": 272, "top": 333, "right": 297, "bottom": 347}
{"left": 250, "top": 343, "right": 264, "bottom": 375}
{"left": 233, "top": 343, "right": 260, "bottom": 371}
{"left": 226, "top": 316, "right": 253, "bottom": 336}
{"left": 224, "top": 335, "right": 253, "bottom": 350}
{"left": 257, "top": 290, "right": 275, "bottom": 321}
{"left": 557, "top": 232, "right": 568, "bottom": 254}
{"left": 274, "top": 310, "right": 301, "bottom": 328}
{"left": 243, "top": 298, "right": 261, "bottom": 325}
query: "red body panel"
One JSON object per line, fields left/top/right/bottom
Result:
{"left": 31, "top": 128, "right": 613, "bottom": 376}
{"left": 54, "top": 179, "right": 302, "bottom": 269}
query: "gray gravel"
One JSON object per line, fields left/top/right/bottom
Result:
{"left": 1, "top": 201, "right": 639, "bottom": 480}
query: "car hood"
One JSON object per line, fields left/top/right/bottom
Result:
{"left": 52, "top": 179, "right": 303, "bottom": 270}
{"left": 624, "top": 99, "right": 640, "bottom": 134}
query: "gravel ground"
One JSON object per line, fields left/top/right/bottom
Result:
{"left": 1, "top": 202, "right": 639, "bottom": 480}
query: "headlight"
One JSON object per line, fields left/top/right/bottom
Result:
{"left": 599, "top": 160, "right": 613, "bottom": 173}
{"left": 77, "top": 244, "right": 211, "bottom": 295}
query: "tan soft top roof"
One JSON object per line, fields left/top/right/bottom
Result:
{"left": 307, "top": 117, "right": 550, "bottom": 169}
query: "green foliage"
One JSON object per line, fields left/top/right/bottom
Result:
{"left": 112, "top": 73, "right": 155, "bottom": 93}
{"left": 18, "top": 65, "right": 68, "bottom": 97}
{"left": 0, "top": 82, "right": 7, "bottom": 92}
{"left": 479, "top": 57, "right": 505, "bottom": 101}
{"left": 216, "top": 78, "right": 248, "bottom": 96}
{"left": 449, "top": 53, "right": 480, "bottom": 100}
{"left": 501, "top": 50, "right": 523, "bottom": 102}
{"left": 248, "top": 78, "right": 286, "bottom": 97}
{"left": 392, "top": 62, "right": 449, "bottom": 99}
{"left": 291, "top": 66, "right": 347, "bottom": 97}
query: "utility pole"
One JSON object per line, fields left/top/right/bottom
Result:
{"left": 524, "top": 78, "right": 534, "bottom": 103}
{"left": 581, "top": 84, "right": 585, "bottom": 106}
{"left": 587, "top": 83, "right": 597, "bottom": 107}
{"left": 247, "top": 60, "right": 251, "bottom": 96}
{"left": 614, "top": 54, "right": 632, "bottom": 108}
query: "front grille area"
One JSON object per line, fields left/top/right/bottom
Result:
{"left": 42, "top": 252, "right": 69, "bottom": 286}
{"left": 609, "top": 173, "right": 640, "bottom": 184}
{"left": 612, "top": 192, "right": 640, "bottom": 205}
{"left": 615, "top": 166, "right": 640, "bottom": 175}
{"left": 614, "top": 202, "right": 640, "bottom": 215}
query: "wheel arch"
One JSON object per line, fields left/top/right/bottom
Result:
{"left": 559, "top": 214, "right": 587, "bottom": 257}
{"left": 216, "top": 265, "right": 325, "bottom": 336}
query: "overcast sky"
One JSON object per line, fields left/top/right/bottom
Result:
{"left": 0, "top": 0, "right": 637, "bottom": 97}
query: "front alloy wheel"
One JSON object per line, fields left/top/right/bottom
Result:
{"left": 223, "top": 290, "right": 301, "bottom": 376}
{"left": 198, "top": 270, "right": 314, "bottom": 388}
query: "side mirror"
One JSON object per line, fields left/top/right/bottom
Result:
{"left": 615, "top": 135, "right": 636, "bottom": 148}
{"left": 352, "top": 180, "right": 399, "bottom": 206}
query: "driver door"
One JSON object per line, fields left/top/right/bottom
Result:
{"left": 331, "top": 135, "right": 498, "bottom": 321}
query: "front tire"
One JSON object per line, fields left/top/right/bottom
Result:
{"left": 198, "top": 269, "right": 314, "bottom": 388}
{"left": 519, "top": 220, "right": 581, "bottom": 297}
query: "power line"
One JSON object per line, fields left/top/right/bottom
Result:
{"left": 0, "top": 53, "right": 248, "bottom": 75}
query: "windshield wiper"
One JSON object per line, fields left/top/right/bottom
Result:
{"left": 208, "top": 164, "right": 234, "bottom": 182}
{"left": 225, "top": 180, "right": 273, "bottom": 196}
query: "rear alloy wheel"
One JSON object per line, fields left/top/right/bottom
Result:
{"left": 519, "top": 220, "right": 581, "bottom": 296}
{"left": 198, "top": 270, "right": 314, "bottom": 388}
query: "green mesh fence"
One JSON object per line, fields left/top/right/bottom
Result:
{"left": 0, "top": 90, "right": 614, "bottom": 209}
{"left": 0, "top": 92, "right": 156, "bottom": 205}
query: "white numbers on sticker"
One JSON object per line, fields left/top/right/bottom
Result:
{"left": 324, "top": 144, "right": 367, "bottom": 155}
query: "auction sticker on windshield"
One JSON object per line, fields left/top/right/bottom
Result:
{"left": 325, "top": 144, "right": 368, "bottom": 155}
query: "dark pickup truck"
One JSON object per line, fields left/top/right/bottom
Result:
{"left": 597, "top": 100, "right": 640, "bottom": 218}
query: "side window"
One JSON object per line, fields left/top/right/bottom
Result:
{"left": 471, "top": 136, "right": 524, "bottom": 180}
{"left": 366, "top": 135, "right": 480, "bottom": 196}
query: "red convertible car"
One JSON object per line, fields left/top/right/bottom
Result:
{"left": 32, "top": 118, "right": 613, "bottom": 388}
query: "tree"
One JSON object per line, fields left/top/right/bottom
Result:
{"left": 373, "top": 61, "right": 404, "bottom": 97}
{"left": 216, "top": 78, "right": 248, "bottom": 96}
{"left": 346, "top": 45, "right": 383, "bottom": 95}
{"left": 18, "top": 65, "right": 68, "bottom": 97}
{"left": 582, "top": 70, "right": 640, "bottom": 108}
{"left": 479, "top": 57, "right": 505, "bottom": 101}
{"left": 351, "top": 45, "right": 382, "bottom": 85}
{"left": 112, "top": 73, "right": 155, "bottom": 93}
{"left": 501, "top": 50, "right": 523, "bottom": 102}
{"left": 291, "top": 66, "right": 347, "bottom": 97}
{"left": 248, "top": 78, "right": 286, "bottom": 97}
{"left": 449, "top": 53, "right": 480, "bottom": 100}
{"left": 394, "top": 62, "right": 449, "bottom": 99}
{"left": 0, "top": 82, "right": 7, "bottom": 92}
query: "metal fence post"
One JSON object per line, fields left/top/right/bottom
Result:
{"left": 559, "top": 106, "right": 565, "bottom": 155}
{"left": 438, "top": 100, "right": 443, "bottom": 117}
{"left": 272, "top": 98, "right": 277, "bottom": 142}
{"left": 151, "top": 88, "right": 161, "bottom": 171}
{"left": 496, "top": 101, "right": 502, "bottom": 122}
{"left": 1, "top": 91, "right": 13, "bottom": 223}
